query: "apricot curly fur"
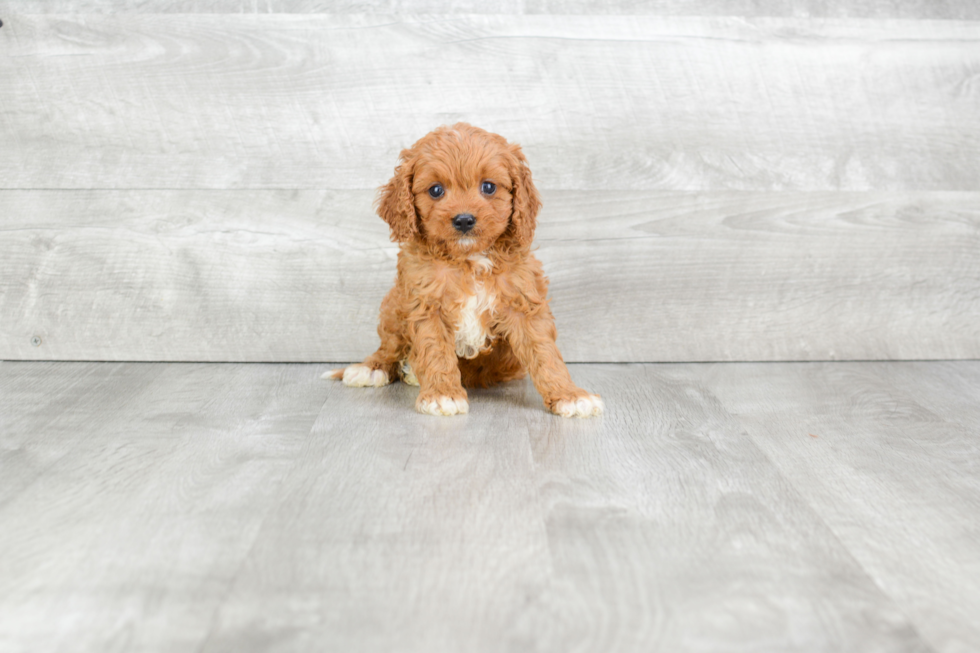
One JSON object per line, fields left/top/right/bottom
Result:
{"left": 334, "top": 123, "right": 603, "bottom": 417}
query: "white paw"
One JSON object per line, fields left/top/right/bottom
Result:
{"left": 554, "top": 394, "right": 605, "bottom": 418}
{"left": 337, "top": 364, "right": 389, "bottom": 388}
{"left": 416, "top": 396, "right": 469, "bottom": 416}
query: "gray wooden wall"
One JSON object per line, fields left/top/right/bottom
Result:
{"left": 1, "top": 2, "right": 978, "bottom": 362}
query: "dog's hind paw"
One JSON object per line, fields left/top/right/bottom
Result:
{"left": 325, "top": 364, "right": 390, "bottom": 387}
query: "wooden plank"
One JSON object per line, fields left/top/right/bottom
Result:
{"left": 201, "top": 364, "right": 929, "bottom": 652}
{"left": 0, "top": 361, "right": 169, "bottom": 507}
{"left": 526, "top": 0, "right": 980, "bottom": 18}
{"left": 4, "top": 361, "right": 974, "bottom": 651}
{"left": 1, "top": 14, "right": 978, "bottom": 191}
{"left": 881, "top": 362, "right": 980, "bottom": 432}
{"left": 538, "top": 191, "right": 980, "bottom": 362}
{"left": 198, "top": 370, "right": 553, "bottom": 653}
{"left": 699, "top": 361, "right": 980, "bottom": 653}
{"left": 511, "top": 364, "right": 931, "bottom": 652}
{"left": 0, "top": 189, "right": 389, "bottom": 362}
{"left": 0, "top": 1, "right": 526, "bottom": 13}
{"left": 0, "top": 362, "right": 326, "bottom": 653}
{"left": 2, "top": 0, "right": 978, "bottom": 19}
{"left": 1, "top": 189, "right": 977, "bottom": 362}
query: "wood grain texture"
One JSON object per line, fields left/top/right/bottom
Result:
{"left": 882, "top": 362, "right": 980, "bottom": 432}
{"left": 1, "top": 14, "right": 978, "bottom": 191}
{"left": 525, "top": 0, "right": 980, "bottom": 18}
{"left": 1, "top": 189, "right": 977, "bottom": 362}
{"left": 512, "top": 364, "right": 927, "bottom": 652}
{"left": 200, "top": 370, "right": 550, "bottom": 653}
{"left": 5, "top": 361, "right": 970, "bottom": 652}
{"left": 699, "top": 361, "right": 980, "bottom": 653}
{"left": 2, "top": 0, "right": 979, "bottom": 18}
{"left": 0, "top": 361, "right": 167, "bottom": 506}
{"left": 0, "top": 362, "right": 326, "bottom": 653}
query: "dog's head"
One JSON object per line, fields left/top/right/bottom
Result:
{"left": 376, "top": 123, "right": 540, "bottom": 255}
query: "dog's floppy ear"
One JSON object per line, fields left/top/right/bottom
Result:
{"left": 508, "top": 143, "right": 541, "bottom": 249}
{"left": 375, "top": 148, "right": 419, "bottom": 243}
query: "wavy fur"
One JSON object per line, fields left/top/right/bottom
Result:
{"left": 332, "top": 123, "right": 603, "bottom": 418}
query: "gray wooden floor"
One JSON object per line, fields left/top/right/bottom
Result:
{"left": 1, "top": 361, "right": 979, "bottom": 653}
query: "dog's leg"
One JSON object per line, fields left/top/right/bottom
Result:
{"left": 324, "top": 288, "right": 404, "bottom": 387}
{"left": 408, "top": 314, "right": 469, "bottom": 416}
{"left": 500, "top": 306, "right": 604, "bottom": 418}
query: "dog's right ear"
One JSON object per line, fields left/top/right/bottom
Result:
{"left": 375, "top": 148, "right": 419, "bottom": 243}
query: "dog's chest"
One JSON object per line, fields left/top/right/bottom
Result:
{"left": 454, "top": 257, "right": 495, "bottom": 359}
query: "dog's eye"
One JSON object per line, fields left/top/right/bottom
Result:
{"left": 428, "top": 184, "right": 444, "bottom": 199}
{"left": 481, "top": 181, "right": 496, "bottom": 196}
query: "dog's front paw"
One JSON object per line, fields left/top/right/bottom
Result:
{"left": 416, "top": 393, "right": 469, "bottom": 416}
{"left": 551, "top": 392, "right": 604, "bottom": 418}
{"left": 324, "top": 364, "right": 390, "bottom": 388}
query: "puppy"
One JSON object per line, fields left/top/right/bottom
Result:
{"left": 327, "top": 123, "right": 603, "bottom": 418}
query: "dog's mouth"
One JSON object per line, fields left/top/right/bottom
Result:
{"left": 457, "top": 237, "right": 477, "bottom": 249}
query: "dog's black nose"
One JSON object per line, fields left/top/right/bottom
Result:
{"left": 452, "top": 213, "right": 476, "bottom": 233}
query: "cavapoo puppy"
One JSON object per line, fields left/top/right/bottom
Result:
{"left": 327, "top": 123, "right": 604, "bottom": 418}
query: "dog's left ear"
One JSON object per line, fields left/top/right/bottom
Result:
{"left": 375, "top": 148, "right": 419, "bottom": 243}
{"left": 507, "top": 143, "right": 541, "bottom": 249}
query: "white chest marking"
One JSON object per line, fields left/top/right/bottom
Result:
{"left": 468, "top": 253, "right": 493, "bottom": 274}
{"left": 455, "top": 282, "right": 495, "bottom": 359}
